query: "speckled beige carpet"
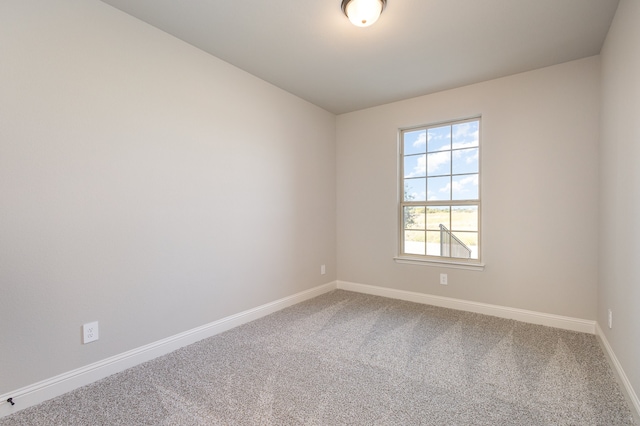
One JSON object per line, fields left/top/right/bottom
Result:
{"left": 1, "top": 290, "right": 635, "bottom": 425}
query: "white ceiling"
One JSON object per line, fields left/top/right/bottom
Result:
{"left": 99, "top": 0, "right": 619, "bottom": 114}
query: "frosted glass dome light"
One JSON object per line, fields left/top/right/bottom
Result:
{"left": 341, "top": 0, "right": 387, "bottom": 27}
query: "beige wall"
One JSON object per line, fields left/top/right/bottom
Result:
{"left": 0, "top": 0, "right": 336, "bottom": 394}
{"left": 337, "top": 57, "right": 600, "bottom": 320}
{"left": 599, "top": 0, "right": 640, "bottom": 404}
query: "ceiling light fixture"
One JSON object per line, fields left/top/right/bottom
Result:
{"left": 341, "top": 0, "right": 387, "bottom": 27}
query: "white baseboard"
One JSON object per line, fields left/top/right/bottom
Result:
{"left": 595, "top": 323, "right": 640, "bottom": 424}
{"left": 0, "top": 281, "right": 337, "bottom": 419}
{"left": 337, "top": 280, "right": 596, "bottom": 334}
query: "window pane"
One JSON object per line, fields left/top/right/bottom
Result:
{"left": 452, "top": 121, "right": 479, "bottom": 148}
{"left": 452, "top": 206, "right": 478, "bottom": 231}
{"left": 404, "top": 130, "right": 426, "bottom": 155}
{"left": 404, "top": 231, "right": 425, "bottom": 255}
{"left": 426, "top": 206, "right": 450, "bottom": 230}
{"left": 404, "top": 206, "right": 425, "bottom": 229}
{"left": 426, "top": 231, "right": 441, "bottom": 256}
{"left": 404, "top": 178, "right": 426, "bottom": 201}
{"left": 451, "top": 231, "right": 478, "bottom": 259}
{"left": 452, "top": 148, "right": 478, "bottom": 175}
{"left": 427, "top": 176, "right": 450, "bottom": 201}
{"left": 427, "top": 151, "right": 451, "bottom": 176}
{"left": 404, "top": 154, "right": 426, "bottom": 178}
{"left": 427, "top": 126, "right": 451, "bottom": 152}
{"left": 452, "top": 174, "right": 478, "bottom": 200}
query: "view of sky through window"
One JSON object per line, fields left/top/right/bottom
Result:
{"left": 404, "top": 121, "right": 479, "bottom": 202}
{"left": 401, "top": 118, "right": 480, "bottom": 261}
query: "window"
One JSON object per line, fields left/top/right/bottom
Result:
{"left": 399, "top": 117, "right": 481, "bottom": 265}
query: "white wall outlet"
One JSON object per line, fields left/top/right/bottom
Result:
{"left": 440, "top": 273, "right": 448, "bottom": 285}
{"left": 320, "top": 264, "right": 326, "bottom": 275}
{"left": 608, "top": 309, "right": 612, "bottom": 329}
{"left": 83, "top": 321, "right": 99, "bottom": 344}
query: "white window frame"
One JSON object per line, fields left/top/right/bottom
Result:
{"left": 394, "top": 116, "right": 484, "bottom": 271}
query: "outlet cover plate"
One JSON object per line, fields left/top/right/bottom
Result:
{"left": 83, "top": 321, "right": 99, "bottom": 344}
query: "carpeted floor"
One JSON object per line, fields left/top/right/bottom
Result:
{"left": 1, "top": 290, "right": 635, "bottom": 425}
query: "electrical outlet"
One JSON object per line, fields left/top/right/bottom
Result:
{"left": 440, "top": 273, "right": 448, "bottom": 285}
{"left": 83, "top": 321, "right": 99, "bottom": 344}
{"left": 321, "top": 264, "right": 326, "bottom": 275}
{"left": 608, "top": 309, "right": 612, "bottom": 329}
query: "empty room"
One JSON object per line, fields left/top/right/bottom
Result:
{"left": 1, "top": 0, "right": 639, "bottom": 424}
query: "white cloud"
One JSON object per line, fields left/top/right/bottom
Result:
{"left": 452, "top": 147, "right": 479, "bottom": 166}
{"left": 413, "top": 132, "right": 426, "bottom": 149}
{"left": 440, "top": 174, "right": 478, "bottom": 195}
{"left": 406, "top": 151, "right": 450, "bottom": 178}
{"left": 454, "top": 174, "right": 478, "bottom": 189}
{"left": 406, "top": 155, "right": 426, "bottom": 178}
{"left": 407, "top": 151, "right": 452, "bottom": 178}
{"left": 452, "top": 175, "right": 479, "bottom": 199}
{"left": 427, "top": 127, "right": 451, "bottom": 151}
{"left": 427, "top": 151, "right": 449, "bottom": 173}
{"left": 452, "top": 122, "right": 479, "bottom": 146}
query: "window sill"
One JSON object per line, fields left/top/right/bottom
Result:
{"left": 394, "top": 256, "right": 485, "bottom": 271}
